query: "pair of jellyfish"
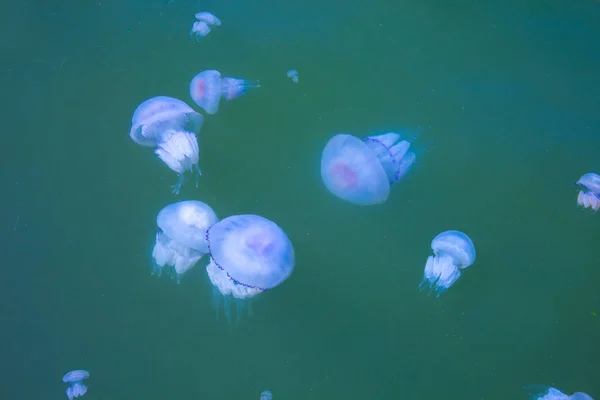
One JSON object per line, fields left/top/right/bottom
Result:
{"left": 525, "top": 385, "right": 594, "bottom": 400}
{"left": 130, "top": 96, "right": 203, "bottom": 194}
{"left": 190, "top": 69, "right": 260, "bottom": 115}
{"left": 152, "top": 200, "right": 295, "bottom": 321}
{"left": 419, "top": 230, "right": 476, "bottom": 297}
{"left": 320, "top": 131, "right": 417, "bottom": 205}
{"left": 190, "top": 11, "right": 221, "bottom": 41}
{"left": 287, "top": 69, "right": 299, "bottom": 83}
{"left": 576, "top": 172, "right": 600, "bottom": 211}
{"left": 63, "top": 370, "right": 89, "bottom": 400}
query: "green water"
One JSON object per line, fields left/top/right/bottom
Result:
{"left": 2, "top": 0, "right": 599, "bottom": 399}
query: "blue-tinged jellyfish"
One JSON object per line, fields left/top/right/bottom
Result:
{"left": 130, "top": 96, "right": 203, "bottom": 194}
{"left": 190, "top": 11, "right": 221, "bottom": 41}
{"left": 320, "top": 132, "right": 416, "bottom": 205}
{"left": 62, "top": 370, "right": 89, "bottom": 400}
{"left": 576, "top": 172, "right": 600, "bottom": 211}
{"left": 419, "top": 230, "right": 476, "bottom": 297}
{"left": 152, "top": 200, "right": 218, "bottom": 283}
{"left": 190, "top": 69, "right": 260, "bottom": 115}
{"left": 287, "top": 69, "right": 299, "bottom": 83}
{"left": 525, "top": 385, "right": 594, "bottom": 400}
{"left": 205, "top": 214, "right": 295, "bottom": 322}
{"left": 261, "top": 390, "right": 273, "bottom": 400}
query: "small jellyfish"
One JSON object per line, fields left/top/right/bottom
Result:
{"left": 419, "top": 230, "right": 476, "bottom": 297}
{"left": 190, "top": 69, "right": 260, "bottom": 115}
{"left": 320, "top": 132, "right": 417, "bottom": 205}
{"left": 205, "top": 214, "right": 295, "bottom": 323}
{"left": 190, "top": 12, "right": 221, "bottom": 41}
{"left": 287, "top": 69, "right": 299, "bottom": 83}
{"left": 576, "top": 172, "right": 600, "bottom": 211}
{"left": 195, "top": 11, "right": 221, "bottom": 26}
{"left": 130, "top": 96, "right": 203, "bottom": 194}
{"left": 260, "top": 390, "right": 273, "bottom": 400}
{"left": 62, "top": 370, "right": 89, "bottom": 400}
{"left": 152, "top": 200, "right": 218, "bottom": 283}
{"left": 525, "top": 385, "right": 594, "bottom": 400}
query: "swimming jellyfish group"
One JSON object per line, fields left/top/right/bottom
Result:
{"left": 62, "top": 370, "right": 89, "bottom": 400}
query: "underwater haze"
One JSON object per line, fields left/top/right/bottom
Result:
{"left": 1, "top": 0, "right": 599, "bottom": 399}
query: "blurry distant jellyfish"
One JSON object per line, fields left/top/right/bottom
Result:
{"left": 287, "top": 69, "right": 299, "bottom": 83}
{"left": 190, "top": 11, "right": 221, "bottom": 41}
{"left": 190, "top": 69, "right": 260, "bottom": 115}
{"left": 63, "top": 370, "right": 89, "bottom": 400}
{"left": 320, "top": 132, "right": 417, "bottom": 205}
{"left": 130, "top": 96, "right": 203, "bottom": 194}
{"left": 260, "top": 390, "right": 273, "bottom": 400}
{"left": 575, "top": 172, "right": 600, "bottom": 211}
{"left": 205, "top": 214, "right": 295, "bottom": 323}
{"left": 152, "top": 200, "right": 218, "bottom": 283}
{"left": 525, "top": 385, "right": 594, "bottom": 400}
{"left": 419, "top": 230, "right": 476, "bottom": 297}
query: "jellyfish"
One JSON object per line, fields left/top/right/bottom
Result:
{"left": 194, "top": 11, "right": 221, "bottom": 26}
{"left": 419, "top": 230, "right": 476, "bottom": 297}
{"left": 576, "top": 172, "right": 600, "bottom": 211}
{"left": 152, "top": 200, "right": 218, "bottom": 283}
{"left": 320, "top": 132, "right": 417, "bottom": 205}
{"left": 260, "top": 390, "right": 273, "bottom": 400}
{"left": 190, "top": 70, "right": 260, "bottom": 115}
{"left": 190, "top": 11, "right": 221, "bottom": 41}
{"left": 130, "top": 96, "right": 203, "bottom": 194}
{"left": 525, "top": 385, "right": 594, "bottom": 400}
{"left": 205, "top": 214, "right": 295, "bottom": 323}
{"left": 62, "top": 370, "right": 89, "bottom": 400}
{"left": 287, "top": 69, "right": 299, "bottom": 83}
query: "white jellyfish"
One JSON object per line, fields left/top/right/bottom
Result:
{"left": 260, "top": 390, "right": 273, "bottom": 400}
{"left": 190, "top": 70, "right": 260, "bottom": 115}
{"left": 190, "top": 11, "right": 221, "bottom": 41}
{"left": 205, "top": 214, "right": 295, "bottom": 323}
{"left": 152, "top": 200, "right": 218, "bottom": 283}
{"left": 63, "top": 370, "right": 89, "bottom": 400}
{"left": 287, "top": 69, "right": 299, "bottom": 83}
{"left": 576, "top": 172, "right": 600, "bottom": 211}
{"left": 130, "top": 96, "right": 203, "bottom": 194}
{"left": 419, "top": 230, "right": 476, "bottom": 297}
{"left": 525, "top": 385, "right": 594, "bottom": 400}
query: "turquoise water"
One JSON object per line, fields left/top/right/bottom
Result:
{"left": 2, "top": 0, "right": 599, "bottom": 399}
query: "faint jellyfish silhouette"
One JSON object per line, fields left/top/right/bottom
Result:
{"left": 524, "top": 385, "right": 594, "bottom": 400}
{"left": 130, "top": 96, "right": 203, "bottom": 194}
{"left": 63, "top": 370, "right": 89, "bottom": 400}
{"left": 320, "top": 132, "right": 417, "bottom": 205}
{"left": 419, "top": 230, "right": 476, "bottom": 297}
{"left": 287, "top": 69, "right": 299, "bottom": 83}
{"left": 205, "top": 214, "right": 295, "bottom": 324}
{"left": 190, "top": 69, "right": 260, "bottom": 115}
{"left": 576, "top": 172, "right": 600, "bottom": 211}
{"left": 190, "top": 12, "right": 221, "bottom": 41}
{"left": 260, "top": 390, "right": 273, "bottom": 400}
{"left": 152, "top": 200, "right": 218, "bottom": 283}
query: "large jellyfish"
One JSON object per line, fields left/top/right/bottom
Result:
{"left": 62, "top": 370, "right": 89, "bottom": 400}
{"left": 130, "top": 96, "right": 203, "bottom": 194}
{"left": 320, "top": 132, "right": 416, "bottom": 205}
{"left": 576, "top": 172, "right": 600, "bottom": 211}
{"left": 152, "top": 200, "right": 218, "bottom": 283}
{"left": 205, "top": 214, "right": 295, "bottom": 323}
{"left": 419, "top": 230, "right": 476, "bottom": 297}
{"left": 525, "top": 385, "right": 594, "bottom": 400}
{"left": 189, "top": 70, "right": 260, "bottom": 115}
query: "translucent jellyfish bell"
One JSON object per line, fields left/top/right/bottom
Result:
{"left": 205, "top": 214, "right": 295, "bottom": 322}
{"left": 62, "top": 370, "right": 89, "bottom": 400}
{"left": 419, "top": 230, "right": 476, "bottom": 297}
{"left": 152, "top": 200, "right": 218, "bottom": 283}
{"left": 260, "top": 390, "right": 273, "bottom": 400}
{"left": 130, "top": 96, "right": 203, "bottom": 194}
{"left": 571, "top": 393, "right": 594, "bottom": 400}
{"left": 576, "top": 172, "right": 600, "bottom": 211}
{"left": 190, "top": 70, "right": 260, "bottom": 115}
{"left": 320, "top": 132, "right": 416, "bottom": 205}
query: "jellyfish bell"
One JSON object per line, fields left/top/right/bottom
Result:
{"left": 152, "top": 200, "right": 218, "bottom": 283}
{"left": 190, "top": 70, "right": 223, "bottom": 115}
{"left": 130, "top": 96, "right": 203, "bottom": 194}
{"left": 194, "top": 11, "right": 222, "bottom": 26}
{"left": 576, "top": 172, "right": 600, "bottom": 211}
{"left": 205, "top": 214, "right": 295, "bottom": 323}
{"left": 571, "top": 393, "right": 594, "bottom": 400}
{"left": 419, "top": 230, "right": 476, "bottom": 297}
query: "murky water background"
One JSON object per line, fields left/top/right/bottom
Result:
{"left": 2, "top": 0, "right": 599, "bottom": 399}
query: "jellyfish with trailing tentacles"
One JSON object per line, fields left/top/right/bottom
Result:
{"left": 190, "top": 69, "right": 260, "bottom": 115}
{"left": 525, "top": 385, "right": 594, "bottom": 400}
{"left": 419, "top": 230, "right": 476, "bottom": 297}
{"left": 320, "top": 132, "right": 417, "bottom": 205}
{"left": 130, "top": 96, "right": 203, "bottom": 194}
{"left": 576, "top": 172, "right": 600, "bottom": 211}
{"left": 152, "top": 200, "right": 218, "bottom": 283}
{"left": 205, "top": 214, "right": 294, "bottom": 323}
{"left": 63, "top": 370, "right": 89, "bottom": 400}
